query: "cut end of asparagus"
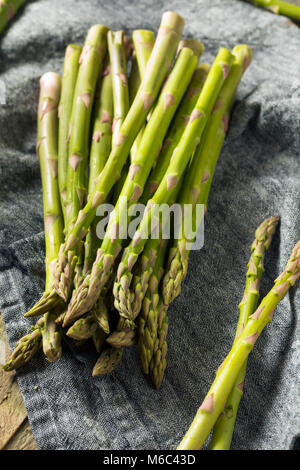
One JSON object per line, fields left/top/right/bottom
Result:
{"left": 39, "top": 72, "right": 61, "bottom": 103}
{"left": 178, "top": 39, "right": 205, "bottom": 59}
{"left": 161, "top": 11, "right": 185, "bottom": 33}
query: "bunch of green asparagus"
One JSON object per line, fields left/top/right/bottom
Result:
{"left": 3, "top": 9, "right": 300, "bottom": 451}
{"left": 4, "top": 11, "right": 253, "bottom": 386}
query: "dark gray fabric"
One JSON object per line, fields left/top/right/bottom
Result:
{"left": 0, "top": 0, "right": 299, "bottom": 450}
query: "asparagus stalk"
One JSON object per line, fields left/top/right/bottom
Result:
{"left": 3, "top": 319, "right": 43, "bottom": 371}
{"left": 66, "top": 313, "right": 98, "bottom": 341}
{"left": 108, "top": 30, "right": 130, "bottom": 145}
{"left": 149, "top": 303, "right": 168, "bottom": 389}
{"left": 109, "top": 30, "right": 131, "bottom": 206}
{"left": 55, "top": 24, "right": 109, "bottom": 299}
{"left": 162, "top": 45, "right": 252, "bottom": 306}
{"left": 138, "top": 240, "right": 168, "bottom": 375}
{"left": 54, "top": 12, "right": 185, "bottom": 303}
{"left": 247, "top": 0, "right": 300, "bottom": 20}
{"left": 83, "top": 60, "right": 113, "bottom": 277}
{"left": 178, "top": 240, "right": 300, "bottom": 450}
{"left": 209, "top": 216, "right": 280, "bottom": 450}
{"left": 92, "top": 293, "right": 111, "bottom": 334}
{"left": 92, "top": 347, "right": 123, "bottom": 376}
{"left": 113, "top": 47, "right": 234, "bottom": 324}
{"left": 106, "top": 328, "right": 136, "bottom": 348}
{"left": 58, "top": 44, "right": 82, "bottom": 222}
{"left": 64, "top": 43, "right": 201, "bottom": 325}
{"left": 133, "top": 30, "right": 155, "bottom": 77}
{"left": 128, "top": 30, "right": 155, "bottom": 163}
{"left": 37, "top": 72, "right": 64, "bottom": 362}
{"left": 141, "top": 64, "right": 210, "bottom": 204}
{"left": 0, "top": 0, "right": 26, "bottom": 33}
{"left": 6, "top": 73, "right": 64, "bottom": 366}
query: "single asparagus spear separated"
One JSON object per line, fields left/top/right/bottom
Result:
{"left": 247, "top": 0, "right": 300, "bottom": 20}
{"left": 209, "top": 216, "right": 280, "bottom": 450}
{"left": 138, "top": 239, "right": 168, "bottom": 375}
{"left": 108, "top": 30, "right": 130, "bottom": 145}
{"left": 54, "top": 12, "right": 185, "bottom": 302}
{"left": 178, "top": 240, "right": 300, "bottom": 450}
{"left": 55, "top": 24, "right": 109, "bottom": 300}
{"left": 92, "top": 346, "right": 123, "bottom": 376}
{"left": 3, "top": 319, "right": 43, "bottom": 371}
{"left": 64, "top": 43, "right": 201, "bottom": 325}
{"left": 141, "top": 64, "right": 210, "bottom": 204}
{"left": 163, "top": 44, "right": 252, "bottom": 306}
{"left": 0, "top": 0, "right": 26, "bottom": 33}
{"left": 113, "top": 47, "right": 234, "bottom": 324}
{"left": 58, "top": 44, "right": 82, "bottom": 221}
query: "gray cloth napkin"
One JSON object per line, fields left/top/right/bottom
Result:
{"left": 0, "top": 0, "right": 299, "bottom": 450}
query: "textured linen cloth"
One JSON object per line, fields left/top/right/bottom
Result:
{"left": 0, "top": 0, "right": 299, "bottom": 450}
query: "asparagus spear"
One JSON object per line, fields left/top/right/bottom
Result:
{"left": 82, "top": 59, "right": 114, "bottom": 278}
{"left": 66, "top": 313, "right": 98, "bottom": 341}
{"left": 209, "top": 216, "right": 280, "bottom": 450}
{"left": 3, "top": 319, "right": 43, "bottom": 371}
{"left": 128, "top": 30, "right": 155, "bottom": 163}
{"left": 138, "top": 240, "right": 168, "bottom": 375}
{"left": 141, "top": 64, "right": 210, "bottom": 204}
{"left": 108, "top": 30, "right": 130, "bottom": 145}
{"left": 109, "top": 30, "right": 131, "bottom": 206}
{"left": 58, "top": 44, "right": 82, "bottom": 222}
{"left": 178, "top": 239, "right": 300, "bottom": 450}
{"left": 55, "top": 24, "right": 109, "bottom": 299}
{"left": 54, "top": 12, "right": 185, "bottom": 303}
{"left": 64, "top": 43, "right": 201, "bottom": 325}
{"left": 247, "top": 0, "right": 300, "bottom": 20}
{"left": 92, "top": 346, "right": 123, "bottom": 376}
{"left": 113, "top": 47, "right": 234, "bottom": 324}
{"left": 106, "top": 328, "right": 136, "bottom": 348}
{"left": 0, "top": 0, "right": 26, "bottom": 33}
{"left": 5, "top": 73, "right": 64, "bottom": 366}
{"left": 92, "top": 293, "right": 111, "bottom": 334}
{"left": 149, "top": 303, "right": 168, "bottom": 389}
{"left": 37, "top": 72, "right": 64, "bottom": 362}
{"left": 162, "top": 44, "right": 253, "bottom": 306}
